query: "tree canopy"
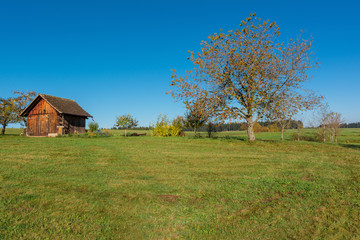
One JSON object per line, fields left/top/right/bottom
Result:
{"left": 169, "top": 13, "right": 319, "bottom": 141}
{"left": 115, "top": 114, "right": 138, "bottom": 136}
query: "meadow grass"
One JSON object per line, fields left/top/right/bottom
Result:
{"left": 0, "top": 129, "right": 360, "bottom": 239}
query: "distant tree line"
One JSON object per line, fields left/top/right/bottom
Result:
{"left": 340, "top": 122, "right": 360, "bottom": 128}
{"left": 111, "top": 126, "right": 150, "bottom": 130}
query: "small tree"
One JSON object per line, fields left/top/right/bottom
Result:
{"left": 266, "top": 91, "right": 321, "bottom": 140}
{"left": 185, "top": 110, "right": 207, "bottom": 136}
{"left": 115, "top": 114, "right": 138, "bottom": 136}
{"left": 184, "top": 98, "right": 212, "bottom": 135}
{"left": 88, "top": 121, "right": 99, "bottom": 133}
{"left": 314, "top": 103, "right": 331, "bottom": 143}
{"left": 292, "top": 118, "right": 304, "bottom": 141}
{"left": 0, "top": 91, "right": 36, "bottom": 135}
{"left": 0, "top": 98, "right": 18, "bottom": 135}
{"left": 327, "top": 112, "right": 344, "bottom": 143}
{"left": 206, "top": 121, "right": 217, "bottom": 138}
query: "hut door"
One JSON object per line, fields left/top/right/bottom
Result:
{"left": 39, "top": 115, "right": 49, "bottom": 136}
{"left": 27, "top": 116, "right": 37, "bottom": 136}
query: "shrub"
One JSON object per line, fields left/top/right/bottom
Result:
{"left": 88, "top": 121, "right": 99, "bottom": 133}
{"left": 253, "top": 122, "right": 267, "bottom": 132}
{"left": 171, "top": 117, "right": 184, "bottom": 136}
{"left": 153, "top": 115, "right": 171, "bottom": 137}
{"left": 291, "top": 131, "right": 304, "bottom": 141}
{"left": 152, "top": 114, "right": 183, "bottom": 137}
{"left": 267, "top": 123, "right": 280, "bottom": 132}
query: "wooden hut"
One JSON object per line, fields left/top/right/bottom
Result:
{"left": 20, "top": 94, "right": 92, "bottom": 136}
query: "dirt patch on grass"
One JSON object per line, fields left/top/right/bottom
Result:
{"left": 263, "top": 195, "right": 282, "bottom": 203}
{"left": 159, "top": 194, "right": 180, "bottom": 202}
{"left": 302, "top": 173, "right": 314, "bottom": 182}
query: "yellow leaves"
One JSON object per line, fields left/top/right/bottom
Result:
{"left": 269, "top": 21, "right": 277, "bottom": 28}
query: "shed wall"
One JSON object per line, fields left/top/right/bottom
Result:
{"left": 63, "top": 115, "right": 86, "bottom": 134}
{"left": 27, "top": 99, "right": 59, "bottom": 136}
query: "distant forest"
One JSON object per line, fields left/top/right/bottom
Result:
{"left": 341, "top": 122, "right": 360, "bottom": 128}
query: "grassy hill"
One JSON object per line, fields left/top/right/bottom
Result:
{"left": 0, "top": 129, "right": 359, "bottom": 239}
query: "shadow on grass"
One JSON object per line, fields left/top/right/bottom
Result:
{"left": 221, "top": 136, "right": 247, "bottom": 141}
{"left": 340, "top": 144, "right": 360, "bottom": 151}
{"left": 219, "top": 136, "right": 287, "bottom": 143}
{"left": 1, "top": 134, "right": 23, "bottom": 137}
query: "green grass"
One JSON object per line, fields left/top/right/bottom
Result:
{"left": 0, "top": 129, "right": 360, "bottom": 239}
{"left": 3, "top": 128, "right": 24, "bottom": 135}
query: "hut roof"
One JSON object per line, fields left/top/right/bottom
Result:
{"left": 21, "top": 94, "right": 92, "bottom": 117}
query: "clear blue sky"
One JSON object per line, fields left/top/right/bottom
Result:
{"left": 1, "top": 0, "right": 359, "bottom": 128}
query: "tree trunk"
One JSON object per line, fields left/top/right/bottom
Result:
{"left": 1, "top": 124, "right": 6, "bottom": 135}
{"left": 125, "top": 129, "right": 127, "bottom": 137}
{"left": 194, "top": 126, "right": 197, "bottom": 136}
{"left": 281, "top": 126, "right": 285, "bottom": 141}
{"left": 246, "top": 118, "right": 256, "bottom": 141}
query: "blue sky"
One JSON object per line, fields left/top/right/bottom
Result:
{"left": 1, "top": 0, "right": 359, "bottom": 128}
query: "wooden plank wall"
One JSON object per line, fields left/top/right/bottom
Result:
{"left": 27, "top": 99, "right": 59, "bottom": 136}
{"left": 64, "top": 115, "right": 86, "bottom": 134}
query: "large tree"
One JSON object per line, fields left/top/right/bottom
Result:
{"left": 169, "top": 13, "right": 318, "bottom": 141}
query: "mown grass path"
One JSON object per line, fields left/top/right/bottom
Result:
{"left": 1, "top": 131, "right": 360, "bottom": 239}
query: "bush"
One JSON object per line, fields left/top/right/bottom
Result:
{"left": 88, "top": 122, "right": 99, "bottom": 132}
{"left": 253, "top": 122, "right": 267, "bottom": 132}
{"left": 267, "top": 123, "right": 280, "bottom": 132}
{"left": 152, "top": 114, "right": 183, "bottom": 137}
{"left": 291, "top": 131, "right": 304, "bottom": 141}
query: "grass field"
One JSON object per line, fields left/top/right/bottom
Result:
{"left": 1, "top": 129, "right": 360, "bottom": 239}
